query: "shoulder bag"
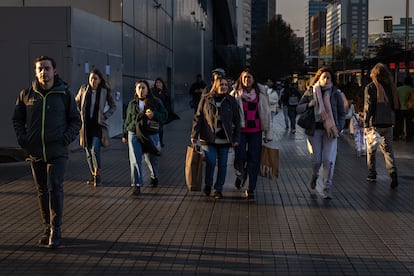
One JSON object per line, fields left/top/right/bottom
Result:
{"left": 297, "top": 107, "right": 315, "bottom": 130}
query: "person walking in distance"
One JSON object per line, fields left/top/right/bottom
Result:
{"left": 151, "top": 77, "right": 180, "bottom": 147}
{"left": 363, "top": 63, "right": 400, "bottom": 189}
{"left": 281, "top": 81, "right": 301, "bottom": 134}
{"left": 395, "top": 75, "right": 413, "bottom": 141}
{"left": 12, "top": 56, "right": 81, "bottom": 248}
{"left": 265, "top": 78, "right": 279, "bottom": 123}
{"left": 279, "top": 81, "right": 291, "bottom": 129}
{"left": 75, "top": 68, "right": 116, "bottom": 187}
{"left": 189, "top": 74, "right": 206, "bottom": 113}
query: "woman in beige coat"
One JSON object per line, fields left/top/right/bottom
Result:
{"left": 75, "top": 68, "right": 116, "bottom": 186}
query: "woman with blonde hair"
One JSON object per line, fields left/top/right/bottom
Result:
{"left": 363, "top": 63, "right": 399, "bottom": 188}
{"left": 191, "top": 76, "right": 240, "bottom": 199}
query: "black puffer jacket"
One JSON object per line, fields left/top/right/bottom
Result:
{"left": 12, "top": 76, "right": 81, "bottom": 161}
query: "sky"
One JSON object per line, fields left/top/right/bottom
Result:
{"left": 277, "top": 0, "right": 414, "bottom": 37}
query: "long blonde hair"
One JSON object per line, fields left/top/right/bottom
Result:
{"left": 207, "top": 76, "right": 228, "bottom": 96}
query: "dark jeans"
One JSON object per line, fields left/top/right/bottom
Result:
{"left": 287, "top": 106, "right": 297, "bottom": 130}
{"left": 395, "top": 109, "right": 412, "bottom": 139}
{"left": 29, "top": 156, "right": 67, "bottom": 231}
{"left": 234, "top": 131, "right": 262, "bottom": 192}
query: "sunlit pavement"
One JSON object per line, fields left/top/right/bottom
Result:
{"left": 1, "top": 108, "right": 414, "bottom": 275}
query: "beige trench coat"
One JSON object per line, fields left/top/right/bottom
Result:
{"left": 75, "top": 85, "right": 116, "bottom": 147}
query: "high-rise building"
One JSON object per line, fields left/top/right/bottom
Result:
{"left": 326, "top": 0, "right": 368, "bottom": 58}
{"left": 236, "top": 0, "right": 252, "bottom": 63}
{"left": 251, "top": 0, "right": 276, "bottom": 47}
{"left": 393, "top": 17, "right": 414, "bottom": 50}
{"left": 305, "top": 0, "right": 333, "bottom": 57}
{"left": 310, "top": 11, "right": 327, "bottom": 57}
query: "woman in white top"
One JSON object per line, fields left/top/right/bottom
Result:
{"left": 265, "top": 79, "right": 279, "bottom": 123}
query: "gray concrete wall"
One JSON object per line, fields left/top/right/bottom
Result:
{"left": 0, "top": 1, "right": 219, "bottom": 152}
{"left": 70, "top": 8, "right": 123, "bottom": 138}
{"left": 172, "top": 1, "right": 214, "bottom": 112}
{"left": 0, "top": 7, "right": 72, "bottom": 149}
{"left": 0, "top": 7, "right": 123, "bottom": 150}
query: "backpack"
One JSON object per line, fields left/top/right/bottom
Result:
{"left": 288, "top": 94, "right": 299, "bottom": 106}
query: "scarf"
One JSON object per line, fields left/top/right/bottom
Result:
{"left": 240, "top": 88, "right": 257, "bottom": 102}
{"left": 313, "top": 83, "right": 338, "bottom": 138}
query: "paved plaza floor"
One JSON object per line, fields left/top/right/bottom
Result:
{"left": 1, "top": 109, "right": 414, "bottom": 275}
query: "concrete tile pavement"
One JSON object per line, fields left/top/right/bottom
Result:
{"left": 1, "top": 108, "right": 414, "bottom": 275}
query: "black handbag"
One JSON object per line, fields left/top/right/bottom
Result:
{"left": 375, "top": 102, "right": 395, "bottom": 126}
{"left": 136, "top": 116, "right": 160, "bottom": 136}
{"left": 297, "top": 107, "right": 315, "bottom": 129}
{"left": 145, "top": 119, "right": 160, "bottom": 133}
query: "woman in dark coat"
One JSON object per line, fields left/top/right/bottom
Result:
{"left": 151, "top": 78, "right": 180, "bottom": 147}
{"left": 190, "top": 76, "right": 240, "bottom": 199}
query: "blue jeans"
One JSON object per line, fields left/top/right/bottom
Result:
{"left": 307, "top": 129, "right": 338, "bottom": 189}
{"left": 202, "top": 144, "right": 230, "bottom": 193}
{"left": 30, "top": 156, "right": 67, "bottom": 231}
{"left": 367, "top": 127, "right": 397, "bottom": 176}
{"left": 85, "top": 136, "right": 101, "bottom": 175}
{"left": 234, "top": 131, "right": 262, "bottom": 192}
{"left": 127, "top": 131, "right": 159, "bottom": 186}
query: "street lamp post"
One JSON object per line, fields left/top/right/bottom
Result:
{"left": 331, "top": 23, "right": 346, "bottom": 65}
{"left": 405, "top": 0, "right": 409, "bottom": 74}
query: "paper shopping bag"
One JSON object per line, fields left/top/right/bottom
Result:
{"left": 185, "top": 145, "right": 203, "bottom": 191}
{"left": 260, "top": 144, "right": 279, "bottom": 180}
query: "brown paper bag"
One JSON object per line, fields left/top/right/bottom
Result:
{"left": 260, "top": 145, "right": 279, "bottom": 180}
{"left": 185, "top": 145, "right": 203, "bottom": 191}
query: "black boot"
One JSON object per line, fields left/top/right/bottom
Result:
{"left": 49, "top": 228, "right": 62, "bottom": 249}
{"left": 151, "top": 177, "right": 158, "bottom": 187}
{"left": 390, "top": 172, "right": 399, "bottom": 189}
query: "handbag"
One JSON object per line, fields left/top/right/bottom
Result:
{"left": 185, "top": 145, "right": 203, "bottom": 191}
{"left": 146, "top": 119, "right": 160, "bottom": 133}
{"left": 260, "top": 144, "right": 279, "bottom": 180}
{"left": 375, "top": 102, "right": 395, "bottom": 126}
{"left": 297, "top": 107, "right": 315, "bottom": 129}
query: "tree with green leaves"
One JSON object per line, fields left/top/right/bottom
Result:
{"left": 250, "top": 17, "right": 304, "bottom": 82}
